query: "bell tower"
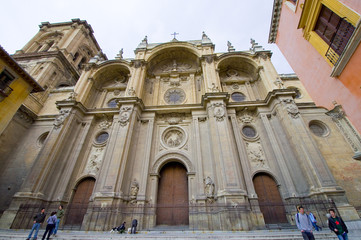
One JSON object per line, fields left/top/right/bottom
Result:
{"left": 12, "top": 19, "right": 104, "bottom": 114}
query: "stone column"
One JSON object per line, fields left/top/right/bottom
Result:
{"left": 74, "top": 70, "right": 93, "bottom": 103}
{"left": 202, "top": 55, "right": 221, "bottom": 93}
{"left": 126, "top": 60, "right": 146, "bottom": 97}
{"left": 137, "top": 114, "right": 155, "bottom": 202}
{"left": 92, "top": 101, "right": 141, "bottom": 204}
{"left": 228, "top": 109, "right": 255, "bottom": 197}
{"left": 259, "top": 112, "right": 297, "bottom": 198}
{"left": 205, "top": 95, "right": 245, "bottom": 201}
{"left": 191, "top": 113, "right": 205, "bottom": 198}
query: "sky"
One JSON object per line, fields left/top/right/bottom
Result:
{"left": 0, "top": 0, "right": 294, "bottom": 74}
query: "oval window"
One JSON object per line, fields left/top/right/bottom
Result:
{"left": 242, "top": 126, "right": 257, "bottom": 138}
{"left": 309, "top": 121, "right": 329, "bottom": 137}
{"left": 231, "top": 92, "right": 246, "bottom": 102}
{"left": 95, "top": 132, "right": 109, "bottom": 144}
{"left": 108, "top": 99, "right": 118, "bottom": 108}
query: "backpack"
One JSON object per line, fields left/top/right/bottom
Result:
{"left": 296, "top": 213, "right": 310, "bottom": 224}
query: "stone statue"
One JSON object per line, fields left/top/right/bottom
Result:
{"left": 130, "top": 179, "right": 139, "bottom": 203}
{"left": 227, "top": 41, "right": 235, "bottom": 52}
{"left": 204, "top": 176, "right": 215, "bottom": 199}
{"left": 116, "top": 48, "right": 123, "bottom": 59}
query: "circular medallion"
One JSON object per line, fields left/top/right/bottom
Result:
{"left": 164, "top": 88, "right": 186, "bottom": 105}
{"left": 161, "top": 127, "right": 187, "bottom": 149}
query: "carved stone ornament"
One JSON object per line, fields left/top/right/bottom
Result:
{"left": 130, "top": 179, "right": 139, "bottom": 204}
{"left": 208, "top": 83, "right": 220, "bottom": 93}
{"left": 283, "top": 99, "right": 300, "bottom": 118}
{"left": 66, "top": 91, "right": 77, "bottom": 101}
{"left": 163, "top": 112, "right": 185, "bottom": 125}
{"left": 127, "top": 87, "right": 136, "bottom": 97}
{"left": 119, "top": 106, "right": 133, "bottom": 126}
{"left": 84, "top": 147, "right": 105, "bottom": 175}
{"left": 54, "top": 109, "right": 70, "bottom": 129}
{"left": 246, "top": 141, "right": 267, "bottom": 168}
{"left": 204, "top": 55, "right": 214, "bottom": 64}
{"left": 133, "top": 60, "right": 144, "bottom": 68}
{"left": 209, "top": 103, "right": 226, "bottom": 121}
{"left": 204, "top": 176, "right": 215, "bottom": 203}
{"left": 162, "top": 127, "right": 186, "bottom": 148}
{"left": 98, "top": 118, "right": 112, "bottom": 130}
{"left": 274, "top": 78, "right": 285, "bottom": 89}
{"left": 239, "top": 113, "right": 254, "bottom": 124}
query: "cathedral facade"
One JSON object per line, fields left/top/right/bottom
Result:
{"left": 0, "top": 19, "right": 360, "bottom": 231}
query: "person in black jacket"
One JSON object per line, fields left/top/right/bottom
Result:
{"left": 131, "top": 219, "right": 138, "bottom": 234}
{"left": 26, "top": 208, "right": 46, "bottom": 240}
{"left": 328, "top": 209, "right": 349, "bottom": 240}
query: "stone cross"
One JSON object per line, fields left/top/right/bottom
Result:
{"left": 171, "top": 32, "right": 179, "bottom": 39}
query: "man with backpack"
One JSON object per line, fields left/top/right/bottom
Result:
{"left": 295, "top": 206, "right": 315, "bottom": 240}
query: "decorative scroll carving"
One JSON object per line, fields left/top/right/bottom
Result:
{"left": 66, "top": 91, "right": 77, "bottom": 101}
{"left": 204, "top": 55, "right": 214, "bottom": 64}
{"left": 127, "top": 87, "right": 135, "bottom": 97}
{"left": 246, "top": 141, "right": 267, "bottom": 168}
{"left": 204, "top": 176, "right": 215, "bottom": 203}
{"left": 159, "top": 112, "right": 185, "bottom": 125}
{"left": 274, "top": 77, "right": 285, "bottom": 89}
{"left": 239, "top": 112, "right": 255, "bottom": 124}
{"left": 98, "top": 116, "right": 113, "bottom": 130}
{"left": 54, "top": 109, "right": 70, "bottom": 129}
{"left": 130, "top": 179, "right": 139, "bottom": 204}
{"left": 119, "top": 106, "right": 133, "bottom": 126}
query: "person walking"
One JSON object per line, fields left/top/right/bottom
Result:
{"left": 328, "top": 209, "right": 349, "bottom": 240}
{"left": 52, "top": 205, "right": 64, "bottom": 236}
{"left": 131, "top": 219, "right": 138, "bottom": 234}
{"left": 308, "top": 211, "right": 322, "bottom": 231}
{"left": 295, "top": 206, "right": 315, "bottom": 240}
{"left": 42, "top": 211, "right": 57, "bottom": 240}
{"left": 26, "top": 208, "right": 46, "bottom": 240}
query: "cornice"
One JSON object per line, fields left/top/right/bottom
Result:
{"left": 268, "top": 0, "right": 283, "bottom": 43}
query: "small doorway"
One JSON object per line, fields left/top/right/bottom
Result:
{"left": 156, "top": 162, "right": 189, "bottom": 226}
{"left": 65, "top": 177, "right": 95, "bottom": 227}
{"left": 253, "top": 173, "right": 288, "bottom": 224}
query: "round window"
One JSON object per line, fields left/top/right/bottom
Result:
{"left": 37, "top": 132, "right": 49, "bottom": 146}
{"left": 231, "top": 92, "right": 246, "bottom": 102}
{"left": 164, "top": 88, "right": 186, "bottom": 105}
{"left": 242, "top": 126, "right": 257, "bottom": 138}
{"left": 95, "top": 132, "right": 109, "bottom": 144}
{"left": 309, "top": 121, "right": 329, "bottom": 137}
{"left": 108, "top": 99, "right": 118, "bottom": 108}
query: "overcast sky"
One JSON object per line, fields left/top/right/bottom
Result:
{"left": 0, "top": 0, "right": 294, "bottom": 74}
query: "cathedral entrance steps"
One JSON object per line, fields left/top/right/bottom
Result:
{"left": 0, "top": 229, "right": 349, "bottom": 240}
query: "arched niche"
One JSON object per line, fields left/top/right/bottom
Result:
{"left": 217, "top": 56, "right": 263, "bottom": 101}
{"left": 85, "top": 63, "right": 131, "bottom": 108}
{"left": 143, "top": 46, "right": 203, "bottom": 105}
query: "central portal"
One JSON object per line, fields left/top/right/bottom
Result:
{"left": 156, "top": 162, "right": 189, "bottom": 226}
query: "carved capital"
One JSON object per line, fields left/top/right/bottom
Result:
{"left": 54, "top": 109, "right": 71, "bottom": 129}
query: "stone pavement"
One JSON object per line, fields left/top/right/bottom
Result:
{"left": 1, "top": 229, "right": 361, "bottom": 240}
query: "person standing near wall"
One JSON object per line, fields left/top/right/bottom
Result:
{"left": 328, "top": 209, "right": 349, "bottom": 240}
{"left": 52, "top": 205, "right": 64, "bottom": 237}
{"left": 26, "top": 208, "right": 46, "bottom": 240}
{"left": 295, "top": 206, "right": 315, "bottom": 240}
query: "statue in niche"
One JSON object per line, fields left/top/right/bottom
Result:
{"left": 204, "top": 176, "right": 215, "bottom": 203}
{"left": 130, "top": 179, "right": 139, "bottom": 203}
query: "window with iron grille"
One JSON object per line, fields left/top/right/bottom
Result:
{"left": 0, "top": 69, "right": 15, "bottom": 97}
{"left": 314, "top": 5, "right": 355, "bottom": 56}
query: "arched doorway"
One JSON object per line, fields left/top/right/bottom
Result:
{"left": 253, "top": 173, "right": 288, "bottom": 224}
{"left": 65, "top": 177, "right": 95, "bottom": 227}
{"left": 156, "top": 162, "right": 189, "bottom": 226}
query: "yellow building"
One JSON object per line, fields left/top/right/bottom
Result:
{"left": 0, "top": 45, "right": 43, "bottom": 134}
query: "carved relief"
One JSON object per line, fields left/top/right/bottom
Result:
{"left": 220, "top": 69, "right": 252, "bottom": 84}
{"left": 239, "top": 112, "right": 255, "bottom": 124}
{"left": 54, "top": 109, "right": 70, "bottom": 129}
{"left": 162, "top": 127, "right": 186, "bottom": 148}
{"left": 66, "top": 91, "right": 77, "bottom": 101}
{"left": 158, "top": 112, "right": 185, "bottom": 125}
{"left": 208, "top": 83, "right": 220, "bottom": 92}
{"left": 283, "top": 99, "right": 300, "bottom": 119}
{"left": 119, "top": 106, "right": 133, "bottom": 126}
{"left": 246, "top": 141, "right": 267, "bottom": 168}
{"left": 127, "top": 87, "right": 136, "bottom": 97}
{"left": 98, "top": 117, "right": 113, "bottom": 130}
{"left": 209, "top": 103, "right": 226, "bottom": 121}
{"left": 84, "top": 146, "right": 105, "bottom": 175}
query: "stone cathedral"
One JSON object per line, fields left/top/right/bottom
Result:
{"left": 0, "top": 19, "right": 360, "bottom": 231}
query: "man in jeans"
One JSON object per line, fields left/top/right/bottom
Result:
{"left": 295, "top": 206, "right": 315, "bottom": 240}
{"left": 26, "top": 208, "right": 46, "bottom": 240}
{"left": 328, "top": 209, "right": 348, "bottom": 240}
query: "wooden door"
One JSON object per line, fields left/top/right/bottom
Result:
{"left": 156, "top": 162, "right": 189, "bottom": 225}
{"left": 65, "top": 178, "right": 95, "bottom": 226}
{"left": 253, "top": 174, "right": 288, "bottom": 224}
